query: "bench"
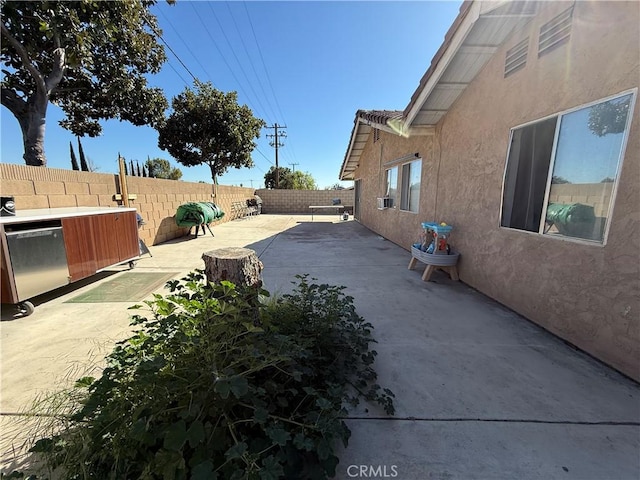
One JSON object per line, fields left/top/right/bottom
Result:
{"left": 231, "top": 201, "right": 248, "bottom": 219}
{"left": 309, "top": 205, "right": 345, "bottom": 221}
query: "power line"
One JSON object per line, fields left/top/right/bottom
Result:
{"left": 225, "top": 2, "right": 280, "bottom": 124}
{"left": 157, "top": 7, "right": 212, "bottom": 81}
{"left": 205, "top": 2, "right": 272, "bottom": 124}
{"left": 242, "top": 2, "right": 287, "bottom": 123}
{"left": 144, "top": 13, "right": 197, "bottom": 82}
{"left": 189, "top": 2, "right": 258, "bottom": 118}
{"left": 242, "top": 3, "right": 301, "bottom": 168}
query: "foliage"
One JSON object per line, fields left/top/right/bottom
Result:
{"left": 600, "top": 176, "right": 614, "bottom": 183}
{"left": 1, "top": 1, "right": 169, "bottom": 166}
{"left": 157, "top": 81, "right": 265, "bottom": 185}
{"left": 146, "top": 157, "right": 183, "bottom": 180}
{"left": 325, "top": 183, "right": 345, "bottom": 191}
{"left": 587, "top": 96, "right": 630, "bottom": 137}
{"left": 26, "top": 273, "right": 394, "bottom": 479}
{"left": 69, "top": 142, "right": 78, "bottom": 171}
{"left": 291, "top": 171, "right": 317, "bottom": 190}
{"left": 551, "top": 175, "right": 570, "bottom": 184}
{"left": 77, "top": 138, "right": 88, "bottom": 172}
{"left": 264, "top": 167, "right": 317, "bottom": 190}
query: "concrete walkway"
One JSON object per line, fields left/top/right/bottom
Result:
{"left": 1, "top": 215, "right": 639, "bottom": 479}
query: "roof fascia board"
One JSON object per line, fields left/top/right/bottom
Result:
{"left": 340, "top": 120, "right": 369, "bottom": 180}
{"left": 404, "top": 1, "right": 482, "bottom": 127}
{"left": 359, "top": 118, "right": 398, "bottom": 136}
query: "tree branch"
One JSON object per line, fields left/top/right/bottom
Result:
{"left": 1, "top": 87, "right": 27, "bottom": 118}
{"left": 0, "top": 21, "right": 46, "bottom": 93}
{"left": 44, "top": 32, "right": 65, "bottom": 94}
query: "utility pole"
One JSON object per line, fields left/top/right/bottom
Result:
{"left": 266, "top": 123, "right": 287, "bottom": 188}
{"left": 289, "top": 162, "right": 299, "bottom": 172}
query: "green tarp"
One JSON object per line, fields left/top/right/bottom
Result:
{"left": 175, "top": 202, "right": 225, "bottom": 228}
{"left": 546, "top": 202, "right": 595, "bottom": 237}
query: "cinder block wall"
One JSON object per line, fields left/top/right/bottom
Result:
{"left": 255, "top": 189, "right": 354, "bottom": 214}
{"left": 0, "top": 164, "right": 255, "bottom": 245}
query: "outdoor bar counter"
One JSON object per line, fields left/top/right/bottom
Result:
{"left": 1, "top": 206, "right": 140, "bottom": 315}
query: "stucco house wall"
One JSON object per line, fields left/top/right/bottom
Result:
{"left": 353, "top": 132, "right": 434, "bottom": 250}
{"left": 349, "top": 1, "right": 639, "bottom": 380}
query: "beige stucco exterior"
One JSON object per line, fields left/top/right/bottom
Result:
{"left": 349, "top": 2, "right": 639, "bottom": 380}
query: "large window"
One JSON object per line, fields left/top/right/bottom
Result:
{"left": 501, "top": 91, "right": 635, "bottom": 243}
{"left": 400, "top": 160, "right": 421, "bottom": 212}
{"left": 385, "top": 166, "right": 398, "bottom": 208}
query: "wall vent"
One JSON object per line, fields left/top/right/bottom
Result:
{"left": 504, "top": 38, "right": 529, "bottom": 77}
{"left": 539, "top": 7, "right": 573, "bottom": 57}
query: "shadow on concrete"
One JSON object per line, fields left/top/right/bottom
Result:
{"left": 1, "top": 270, "right": 119, "bottom": 321}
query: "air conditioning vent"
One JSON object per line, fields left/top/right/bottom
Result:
{"left": 377, "top": 197, "right": 392, "bottom": 210}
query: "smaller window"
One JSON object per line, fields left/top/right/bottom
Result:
{"left": 539, "top": 7, "right": 573, "bottom": 57}
{"left": 385, "top": 166, "right": 398, "bottom": 208}
{"left": 504, "top": 38, "right": 528, "bottom": 77}
{"left": 400, "top": 159, "right": 422, "bottom": 212}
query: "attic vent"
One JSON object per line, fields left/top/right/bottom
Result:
{"left": 373, "top": 128, "right": 380, "bottom": 143}
{"left": 504, "top": 38, "right": 528, "bottom": 77}
{"left": 538, "top": 7, "right": 573, "bottom": 57}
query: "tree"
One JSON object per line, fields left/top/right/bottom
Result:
{"left": 130, "top": 160, "right": 135, "bottom": 176}
{"left": 264, "top": 166, "right": 292, "bottom": 189}
{"left": 146, "top": 157, "right": 182, "bottom": 180}
{"left": 1, "top": 1, "right": 169, "bottom": 166}
{"left": 325, "top": 183, "right": 345, "bottom": 190}
{"left": 157, "top": 81, "right": 265, "bottom": 191}
{"left": 588, "top": 96, "right": 631, "bottom": 137}
{"left": 264, "top": 166, "right": 317, "bottom": 189}
{"left": 551, "top": 175, "right": 571, "bottom": 184}
{"left": 77, "top": 137, "right": 89, "bottom": 172}
{"left": 291, "top": 170, "right": 317, "bottom": 190}
{"left": 69, "top": 141, "right": 79, "bottom": 170}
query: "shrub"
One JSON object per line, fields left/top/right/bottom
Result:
{"left": 25, "top": 272, "right": 394, "bottom": 479}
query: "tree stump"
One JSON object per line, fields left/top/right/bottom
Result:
{"left": 202, "top": 247, "right": 263, "bottom": 288}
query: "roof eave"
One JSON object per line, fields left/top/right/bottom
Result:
{"left": 404, "top": 0, "right": 537, "bottom": 129}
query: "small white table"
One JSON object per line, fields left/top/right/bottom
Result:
{"left": 309, "top": 205, "right": 344, "bottom": 221}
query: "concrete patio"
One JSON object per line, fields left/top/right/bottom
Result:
{"left": 1, "top": 214, "right": 639, "bottom": 479}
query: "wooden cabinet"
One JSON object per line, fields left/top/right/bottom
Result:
{"left": 62, "top": 216, "right": 97, "bottom": 282}
{"left": 113, "top": 211, "right": 140, "bottom": 264}
{"left": 64, "top": 210, "right": 139, "bottom": 279}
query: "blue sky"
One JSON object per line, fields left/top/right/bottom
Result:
{"left": 1, "top": 1, "right": 462, "bottom": 189}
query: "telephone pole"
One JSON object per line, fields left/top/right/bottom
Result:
{"left": 289, "top": 162, "right": 299, "bottom": 172}
{"left": 266, "top": 123, "right": 287, "bottom": 188}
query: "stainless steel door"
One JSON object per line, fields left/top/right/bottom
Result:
{"left": 5, "top": 226, "right": 70, "bottom": 301}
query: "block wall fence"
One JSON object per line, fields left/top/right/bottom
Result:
{"left": 254, "top": 189, "right": 354, "bottom": 214}
{"left": 0, "top": 164, "right": 255, "bottom": 245}
{"left": 0, "top": 164, "right": 355, "bottom": 246}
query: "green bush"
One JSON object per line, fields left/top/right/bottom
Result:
{"left": 25, "top": 272, "right": 394, "bottom": 479}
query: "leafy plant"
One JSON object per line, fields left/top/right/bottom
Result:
{"left": 25, "top": 273, "right": 393, "bottom": 479}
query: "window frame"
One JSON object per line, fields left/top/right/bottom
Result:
{"left": 499, "top": 89, "right": 637, "bottom": 245}
{"left": 399, "top": 159, "right": 422, "bottom": 213}
{"left": 385, "top": 166, "right": 398, "bottom": 208}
